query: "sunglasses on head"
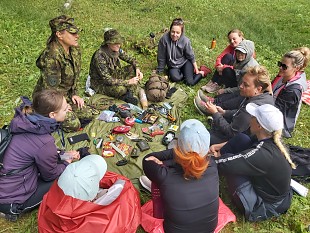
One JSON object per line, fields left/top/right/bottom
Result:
{"left": 277, "top": 61, "right": 288, "bottom": 70}
{"left": 172, "top": 18, "right": 184, "bottom": 25}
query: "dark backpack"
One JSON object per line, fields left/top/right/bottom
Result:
{"left": 145, "top": 74, "right": 169, "bottom": 102}
{"left": 0, "top": 125, "right": 33, "bottom": 176}
{"left": 0, "top": 125, "right": 12, "bottom": 168}
{"left": 289, "top": 145, "right": 310, "bottom": 182}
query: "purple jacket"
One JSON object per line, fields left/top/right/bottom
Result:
{"left": 0, "top": 97, "right": 68, "bottom": 204}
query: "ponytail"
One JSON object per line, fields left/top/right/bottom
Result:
{"left": 174, "top": 147, "right": 209, "bottom": 179}
{"left": 273, "top": 130, "right": 296, "bottom": 169}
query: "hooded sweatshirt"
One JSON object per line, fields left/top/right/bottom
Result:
{"left": 212, "top": 92, "right": 274, "bottom": 140}
{"left": 157, "top": 32, "right": 196, "bottom": 73}
{"left": 272, "top": 71, "right": 308, "bottom": 137}
{"left": 223, "top": 40, "right": 259, "bottom": 94}
{"left": 0, "top": 97, "right": 67, "bottom": 204}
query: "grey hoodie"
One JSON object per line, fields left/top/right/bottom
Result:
{"left": 157, "top": 32, "right": 196, "bottom": 73}
{"left": 224, "top": 40, "right": 259, "bottom": 93}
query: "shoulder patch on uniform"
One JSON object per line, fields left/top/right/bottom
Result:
{"left": 119, "top": 48, "right": 123, "bottom": 53}
{"left": 47, "top": 76, "right": 58, "bottom": 87}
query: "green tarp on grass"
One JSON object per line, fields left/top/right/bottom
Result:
{"left": 53, "top": 87, "right": 188, "bottom": 188}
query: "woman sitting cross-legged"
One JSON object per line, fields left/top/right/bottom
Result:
{"left": 210, "top": 103, "right": 295, "bottom": 222}
{"left": 142, "top": 119, "right": 219, "bottom": 233}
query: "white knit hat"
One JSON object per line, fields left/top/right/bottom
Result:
{"left": 58, "top": 154, "right": 107, "bottom": 201}
{"left": 246, "top": 103, "right": 284, "bottom": 132}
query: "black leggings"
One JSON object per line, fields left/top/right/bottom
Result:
{"left": 0, "top": 177, "right": 54, "bottom": 215}
{"left": 214, "top": 92, "right": 245, "bottom": 110}
{"left": 168, "top": 60, "right": 202, "bottom": 86}
{"left": 211, "top": 54, "right": 237, "bottom": 88}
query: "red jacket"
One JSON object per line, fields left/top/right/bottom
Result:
{"left": 38, "top": 171, "right": 141, "bottom": 233}
{"left": 215, "top": 45, "right": 235, "bottom": 68}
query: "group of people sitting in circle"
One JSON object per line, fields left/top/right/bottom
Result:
{"left": 0, "top": 14, "right": 309, "bottom": 233}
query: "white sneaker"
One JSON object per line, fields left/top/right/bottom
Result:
{"left": 139, "top": 175, "right": 151, "bottom": 192}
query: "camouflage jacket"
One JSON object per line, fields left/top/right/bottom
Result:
{"left": 33, "top": 41, "right": 81, "bottom": 99}
{"left": 89, "top": 44, "right": 139, "bottom": 87}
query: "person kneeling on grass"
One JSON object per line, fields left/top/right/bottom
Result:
{"left": 142, "top": 119, "right": 219, "bottom": 233}
{"left": 0, "top": 89, "right": 79, "bottom": 221}
{"left": 210, "top": 103, "right": 295, "bottom": 222}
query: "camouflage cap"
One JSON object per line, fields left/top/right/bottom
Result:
{"left": 49, "top": 15, "right": 80, "bottom": 34}
{"left": 104, "top": 29, "right": 124, "bottom": 44}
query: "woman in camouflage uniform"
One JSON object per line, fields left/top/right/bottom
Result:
{"left": 89, "top": 29, "right": 143, "bottom": 105}
{"left": 33, "top": 15, "right": 93, "bottom": 132}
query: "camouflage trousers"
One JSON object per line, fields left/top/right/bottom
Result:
{"left": 61, "top": 102, "right": 97, "bottom": 133}
{"left": 94, "top": 65, "right": 138, "bottom": 98}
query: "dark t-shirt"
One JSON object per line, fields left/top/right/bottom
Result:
{"left": 143, "top": 149, "right": 219, "bottom": 233}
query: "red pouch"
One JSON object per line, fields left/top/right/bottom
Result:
{"left": 124, "top": 117, "right": 135, "bottom": 126}
{"left": 112, "top": 125, "right": 131, "bottom": 134}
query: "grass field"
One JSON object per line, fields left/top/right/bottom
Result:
{"left": 0, "top": 0, "right": 310, "bottom": 232}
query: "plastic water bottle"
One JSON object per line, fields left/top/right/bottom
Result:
{"left": 128, "top": 103, "right": 143, "bottom": 114}
{"left": 63, "top": 0, "right": 73, "bottom": 10}
{"left": 210, "top": 38, "right": 216, "bottom": 49}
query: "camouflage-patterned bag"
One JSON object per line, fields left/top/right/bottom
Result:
{"left": 145, "top": 74, "right": 169, "bottom": 102}
{"left": 87, "top": 94, "right": 115, "bottom": 111}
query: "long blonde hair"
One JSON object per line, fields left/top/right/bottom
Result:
{"left": 273, "top": 130, "right": 296, "bottom": 169}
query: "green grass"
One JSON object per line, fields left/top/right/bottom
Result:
{"left": 0, "top": 0, "right": 310, "bottom": 232}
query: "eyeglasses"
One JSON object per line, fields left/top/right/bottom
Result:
{"left": 277, "top": 61, "right": 288, "bottom": 70}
